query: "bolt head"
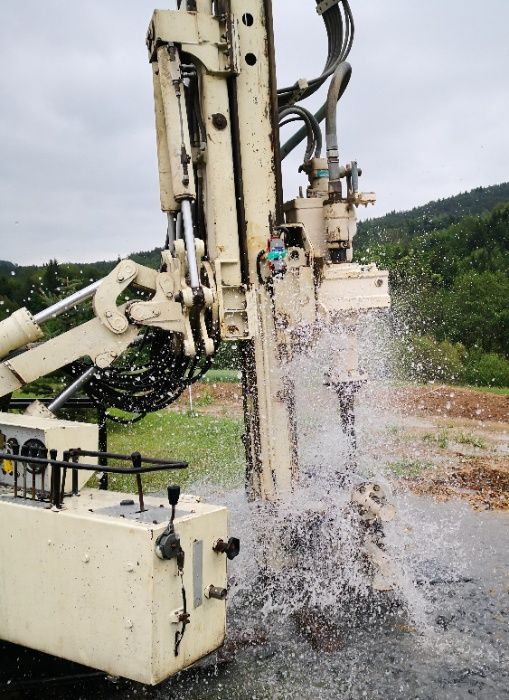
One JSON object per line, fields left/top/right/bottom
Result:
{"left": 212, "top": 113, "right": 228, "bottom": 130}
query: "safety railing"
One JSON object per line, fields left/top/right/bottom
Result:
{"left": 0, "top": 448, "right": 187, "bottom": 512}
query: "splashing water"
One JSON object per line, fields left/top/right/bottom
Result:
{"left": 165, "top": 314, "right": 509, "bottom": 699}
{"left": 218, "top": 317, "right": 433, "bottom": 628}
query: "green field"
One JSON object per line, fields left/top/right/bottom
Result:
{"left": 202, "top": 369, "right": 241, "bottom": 383}
{"left": 106, "top": 410, "right": 245, "bottom": 493}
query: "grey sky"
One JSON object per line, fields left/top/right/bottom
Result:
{"left": 0, "top": 1, "right": 507, "bottom": 265}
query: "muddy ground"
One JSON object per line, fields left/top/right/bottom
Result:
{"left": 392, "top": 384, "right": 509, "bottom": 423}
{"left": 176, "top": 381, "right": 509, "bottom": 511}
{"left": 383, "top": 385, "right": 509, "bottom": 511}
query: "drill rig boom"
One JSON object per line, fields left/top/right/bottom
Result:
{"left": 0, "top": 0, "right": 393, "bottom": 685}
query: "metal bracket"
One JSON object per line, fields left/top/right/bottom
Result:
{"left": 316, "top": 0, "right": 341, "bottom": 16}
{"left": 147, "top": 10, "right": 240, "bottom": 75}
{"left": 214, "top": 260, "right": 249, "bottom": 340}
{"left": 289, "top": 78, "right": 309, "bottom": 104}
{"left": 127, "top": 260, "right": 186, "bottom": 335}
{"left": 93, "top": 260, "right": 138, "bottom": 334}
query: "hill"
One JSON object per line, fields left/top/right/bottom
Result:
{"left": 357, "top": 182, "right": 509, "bottom": 248}
{"left": 359, "top": 201, "right": 509, "bottom": 387}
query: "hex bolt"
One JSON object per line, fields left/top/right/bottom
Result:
{"left": 212, "top": 113, "right": 228, "bottom": 130}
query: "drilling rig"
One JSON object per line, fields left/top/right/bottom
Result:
{"left": 0, "top": 0, "right": 393, "bottom": 686}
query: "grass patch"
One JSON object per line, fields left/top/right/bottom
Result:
{"left": 386, "top": 458, "right": 432, "bottom": 477}
{"left": 454, "top": 432, "right": 488, "bottom": 450}
{"left": 194, "top": 390, "right": 214, "bottom": 407}
{"left": 422, "top": 430, "right": 449, "bottom": 449}
{"left": 464, "top": 385, "right": 509, "bottom": 396}
{"left": 201, "top": 369, "right": 241, "bottom": 384}
{"left": 105, "top": 411, "right": 244, "bottom": 493}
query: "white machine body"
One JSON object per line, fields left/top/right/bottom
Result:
{"left": 0, "top": 488, "right": 228, "bottom": 685}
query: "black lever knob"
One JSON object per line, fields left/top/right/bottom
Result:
{"left": 131, "top": 451, "right": 142, "bottom": 470}
{"left": 167, "top": 484, "right": 181, "bottom": 507}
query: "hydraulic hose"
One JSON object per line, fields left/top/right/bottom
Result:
{"left": 279, "top": 105, "right": 323, "bottom": 162}
{"left": 277, "top": 0, "right": 354, "bottom": 109}
{"left": 325, "top": 61, "right": 352, "bottom": 193}
{"left": 281, "top": 63, "right": 351, "bottom": 161}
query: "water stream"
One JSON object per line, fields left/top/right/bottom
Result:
{"left": 156, "top": 321, "right": 508, "bottom": 699}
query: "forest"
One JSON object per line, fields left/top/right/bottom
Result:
{"left": 357, "top": 183, "right": 509, "bottom": 386}
{"left": 1, "top": 182, "right": 508, "bottom": 387}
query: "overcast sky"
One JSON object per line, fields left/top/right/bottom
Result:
{"left": 0, "top": 1, "right": 507, "bottom": 265}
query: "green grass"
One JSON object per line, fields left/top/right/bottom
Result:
{"left": 386, "top": 458, "right": 433, "bottom": 477}
{"left": 105, "top": 411, "right": 244, "bottom": 493}
{"left": 388, "top": 380, "right": 509, "bottom": 395}
{"left": 201, "top": 369, "right": 241, "bottom": 384}
{"left": 194, "top": 390, "right": 214, "bottom": 407}
{"left": 422, "top": 430, "right": 449, "bottom": 449}
{"left": 454, "top": 432, "right": 488, "bottom": 450}
{"left": 464, "top": 385, "right": 509, "bottom": 395}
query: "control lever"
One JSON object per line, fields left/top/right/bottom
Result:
{"left": 155, "top": 484, "right": 185, "bottom": 568}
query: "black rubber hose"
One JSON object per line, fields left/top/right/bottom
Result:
{"left": 325, "top": 61, "right": 352, "bottom": 191}
{"left": 279, "top": 105, "right": 323, "bottom": 161}
{"left": 280, "top": 62, "right": 350, "bottom": 161}
{"left": 277, "top": 1, "right": 354, "bottom": 109}
{"left": 280, "top": 110, "right": 314, "bottom": 162}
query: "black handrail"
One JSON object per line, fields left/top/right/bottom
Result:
{"left": 0, "top": 449, "right": 187, "bottom": 512}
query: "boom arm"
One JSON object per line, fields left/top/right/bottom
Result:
{"left": 0, "top": 249, "right": 215, "bottom": 399}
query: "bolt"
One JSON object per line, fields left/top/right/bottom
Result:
{"left": 212, "top": 113, "right": 228, "bottom": 130}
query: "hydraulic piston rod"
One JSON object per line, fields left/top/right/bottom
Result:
{"left": 48, "top": 366, "right": 97, "bottom": 413}
{"left": 181, "top": 199, "right": 200, "bottom": 290}
{"left": 34, "top": 280, "right": 102, "bottom": 325}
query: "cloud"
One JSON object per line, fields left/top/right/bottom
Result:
{"left": 0, "top": 0, "right": 507, "bottom": 264}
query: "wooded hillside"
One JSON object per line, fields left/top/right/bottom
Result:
{"left": 1, "top": 182, "right": 507, "bottom": 386}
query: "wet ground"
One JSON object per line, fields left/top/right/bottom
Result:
{"left": 153, "top": 494, "right": 509, "bottom": 700}
{"left": 173, "top": 382, "right": 509, "bottom": 425}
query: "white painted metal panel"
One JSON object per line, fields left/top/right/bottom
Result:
{"left": 0, "top": 490, "right": 228, "bottom": 685}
